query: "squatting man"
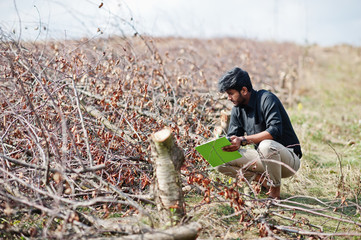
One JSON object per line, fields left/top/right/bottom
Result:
{"left": 216, "top": 67, "right": 302, "bottom": 199}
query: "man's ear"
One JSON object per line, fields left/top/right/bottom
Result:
{"left": 241, "top": 87, "right": 248, "bottom": 95}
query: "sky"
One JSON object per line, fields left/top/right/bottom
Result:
{"left": 1, "top": 0, "right": 361, "bottom": 46}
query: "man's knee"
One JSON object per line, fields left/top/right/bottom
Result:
{"left": 258, "top": 139, "right": 278, "bottom": 158}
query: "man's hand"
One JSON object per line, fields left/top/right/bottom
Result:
{"left": 222, "top": 135, "right": 241, "bottom": 152}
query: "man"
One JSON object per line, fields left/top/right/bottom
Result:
{"left": 216, "top": 67, "right": 302, "bottom": 199}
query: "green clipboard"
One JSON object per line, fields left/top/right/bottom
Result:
{"left": 195, "top": 137, "right": 242, "bottom": 167}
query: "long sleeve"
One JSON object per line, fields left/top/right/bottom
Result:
{"left": 262, "top": 94, "right": 283, "bottom": 140}
{"left": 227, "top": 107, "right": 245, "bottom": 137}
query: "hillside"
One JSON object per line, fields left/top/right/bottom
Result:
{"left": 0, "top": 35, "right": 360, "bottom": 239}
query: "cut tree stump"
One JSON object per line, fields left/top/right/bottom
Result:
{"left": 151, "top": 127, "right": 185, "bottom": 223}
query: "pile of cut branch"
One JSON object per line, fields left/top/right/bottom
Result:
{"left": 1, "top": 30, "right": 359, "bottom": 239}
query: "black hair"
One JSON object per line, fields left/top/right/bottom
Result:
{"left": 218, "top": 67, "right": 253, "bottom": 93}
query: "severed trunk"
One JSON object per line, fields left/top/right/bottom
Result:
{"left": 151, "top": 127, "right": 185, "bottom": 223}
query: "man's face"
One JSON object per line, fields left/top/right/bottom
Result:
{"left": 225, "top": 89, "right": 246, "bottom": 106}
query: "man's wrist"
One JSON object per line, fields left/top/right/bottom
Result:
{"left": 240, "top": 136, "right": 247, "bottom": 146}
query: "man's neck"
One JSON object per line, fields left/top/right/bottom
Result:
{"left": 244, "top": 89, "right": 252, "bottom": 105}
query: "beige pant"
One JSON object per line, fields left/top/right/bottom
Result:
{"left": 215, "top": 140, "right": 300, "bottom": 187}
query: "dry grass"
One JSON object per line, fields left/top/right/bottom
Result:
{"left": 186, "top": 43, "right": 361, "bottom": 239}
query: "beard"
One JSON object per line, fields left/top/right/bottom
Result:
{"left": 234, "top": 95, "right": 247, "bottom": 107}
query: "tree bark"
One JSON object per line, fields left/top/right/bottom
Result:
{"left": 151, "top": 127, "right": 185, "bottom": 223}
